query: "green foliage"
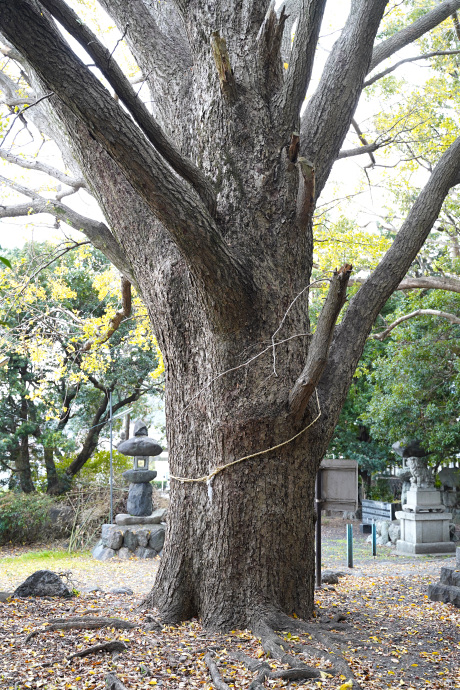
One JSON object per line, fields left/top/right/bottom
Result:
{"left": 0, "top": 241, "right": 164, "bottom": 490}
{"left": 327, "top": 340, "right": 393, "bottom": 475}
{"left": 0, "top": 491, "right": 57, "bottom": 545}
{"left": 59, "top": 449, "right": 132, "bottom": 485}
{"left": 362, "top": 292, "right": 460, "bottom": 466}
{"left": 365, "top": 477, "right": 395, "bottom": 503}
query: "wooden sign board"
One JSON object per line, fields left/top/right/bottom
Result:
{"left": 318, "top": 458, "right": 358, "bottom": 512}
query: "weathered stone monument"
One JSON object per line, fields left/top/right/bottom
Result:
{"left": 393, "top": 441, "right": 455, "bottom": 556}
{"left": 93, "top": 420, "right": 167, "bottom": 560}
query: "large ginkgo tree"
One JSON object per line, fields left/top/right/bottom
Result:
{"left": 1, "top": 0, "right": 460, "bottom": 634}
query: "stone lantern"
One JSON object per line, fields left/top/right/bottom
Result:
{"left": 117, "top": 419, "right": 162, "bottom": 517}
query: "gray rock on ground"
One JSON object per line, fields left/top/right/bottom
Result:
{"left": 13, "top": 570, "right": 72, "bottom": 598}
{"left": 117, "top": 547, "right": 131, "bottom": 560}
{"left": 135, "top": 546, "right": 157, "bottom": 559}
{"left": 123, "top": 529, "right": 139, "bottom": 552}
{"left": 321, "top": 570, "right": 339, "bottom": 585}
{"left": 0, "top": 591, "right": 12, "bottom": 602}
{"left": 427, "top": 566, "right": 460, "bottom": 608}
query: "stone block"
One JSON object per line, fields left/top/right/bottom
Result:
{"left": 101, "top": 524, "right": 124, "bottom": 550}
{"left": 93, "top": 542, "right": 117, "bottom": 561}
{"left": 127, "top": 482, "right": 153, "bottom": 516}
{"left": 137, "top": 529, "right": 150, "bottom": 548}
{"left": 440, "top": 567, "right": 460, "bottom": 588}
{"left": 135, "top": 546, "right": 157, "bottom": 559}
{"left": 115, "top": 508, "right": 167, "bottom": 525}
{"left": 388, "top": 521, "right": 400, "bottom": 545}
{"left": 118, "top": 547, "right": 131, "bottom": 560}
{"left": 149, "top": 524, "right": 165, "bottom": 552}
{"left": 122, "top": 469, "right": 157, "bottom": 484}
{"left": 428, "top": 582, "right": 460, "bottom": 608}
{"left": 457, "top": 547, "right": 460, "bottom": 566}
{"left": 395, "top": 539, "right": 456, "bottom": 555}
{"left": 123, "top": 529, "right": 139, "bottom": 551}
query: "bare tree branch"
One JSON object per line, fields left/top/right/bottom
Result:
{"left": 278, "top": 0, "right": 327, "bottom": 130}
{"left": 350, "top": 275, "right": 460, "bottom": 294}
{"left": 278, "top": 0, "right": 302, "bottom": 63}
{"left": 369, "top": 0, "right": 460, "bottom": 73}
{"left": 372, "top": 308, "right": 460, "bottom": 340}
{"left": 0, "top": 177, "right": 132, "bottom": 282}
{"left": 337, "top": 142, "right": 382, "bottom": 160}
{"left": 289, "top": 263, "right": 352, "bottom": 421}
{"left": 0, "top": 147, "right": 85, "bottom": 189}
{"left": 1, "top": 0, "right": 252, "bottom": 321}
{"left": 364, "top": 49, "right": 460, "bottom": 88}
{"left": 300, "top": 0, "right": 388, "bottom": 198}
{"left": 39, "top": 0, "right": 215, "bottom": 215}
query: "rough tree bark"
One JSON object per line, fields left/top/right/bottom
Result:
{"left": 1, "top": 0, "right": 460, "bottom": 631}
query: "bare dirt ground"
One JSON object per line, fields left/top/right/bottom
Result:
{"left": 0, "top": 519, "right": 458, "bottom": 690}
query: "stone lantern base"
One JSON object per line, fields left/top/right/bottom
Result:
{"left": 396, "top": 506, "right": 455, "bottom": 556}
{"left": 92, "top": 508, "right": 167, "bottom": 561}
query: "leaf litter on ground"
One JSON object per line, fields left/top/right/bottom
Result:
{"left": 0, "top": 522, "right": 458, "bottom": 689}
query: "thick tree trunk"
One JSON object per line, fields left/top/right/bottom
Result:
{"left": 3, "top": 0, "right": 460, "bottom": 634}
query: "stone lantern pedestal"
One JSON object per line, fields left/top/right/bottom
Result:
{"left": 395, "top": 457, "right": 455, "bottom": 556}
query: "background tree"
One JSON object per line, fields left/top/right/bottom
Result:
{"left": 2, "top": 0, "right": 460, "bottom": 636}
{"left": 0, "top": 240, "right": 164, "bottom": 493}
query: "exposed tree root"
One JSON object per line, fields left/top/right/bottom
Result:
{"left": 67, "top": 640, "right": 128, "bottom": 660}
{"left": 238, "top": 613, "right": 363, "bottom": 690}
{"left": 204, "top": 652, "right": 232, "bottom": 690}
{"left": 25, "top": 616, "right": 135, "bottom": 643}
{"left": 105, "top": 672, "right": 128, "bottom": 690}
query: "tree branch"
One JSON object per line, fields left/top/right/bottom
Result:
{"left": 289, "top": 263, "right": 352, "bottom": 421}
{"left": 0, "top": 178, "right": 132, "bottom": 283}
{"left": 39, "top": 0, "right": 215, "bottom": 216}
{"left": 81, "top": 276, "right": 132, "bottom": 352}
{"left": 369, "top": 0, "right": 460, "bottom": 73}
{"left": 256, "top": 4, "right": 287, "bottom": 100}
{"left": 364, "top": 50, "right": 460, "bottom": 88}
{"left": 278, "top": 0, "right": 327, "bottom": 130}
{"left": 337, "top": 142, "right": 382, "bottom": 160}
{"left": 372, "top": 309, "right": 460, "bottom": 340}
{"left": 315, "top": 134, "right": 460, "bottom": 444}
{"left": 300, "top": 0, "right": 388, "bottom": 198}
{"left": 0, "top": 147, "right": 86, "bottom": 189}
{"left": 350, "top": 275, "right": 460, "bottom": 294}
{"left": 1, "top": 0, "right": 251, "bottom": 321}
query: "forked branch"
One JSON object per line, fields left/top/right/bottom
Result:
{"left": 369, "top": 0, "right": 460, "bottom": 72}
{"left": 372, "top": 308, "right": 460, "bottom": 341}
{"left": 39, "top": 0, "right": 216, "bottom": 216}
{"left": 278, "top": 0, "right": 327, "bottom": 130}
{"left": 1, "top": 0, "right": 251, "bottom": 322}
{"left": 289, "top": 264, "right": 352, "bottom": 420}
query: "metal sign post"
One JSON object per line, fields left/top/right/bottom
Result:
{"left": 315, "top": 469, "right": 323, "bottom": 588}
{"left": 109, "top": 391, "right": 113, "bottom": 525}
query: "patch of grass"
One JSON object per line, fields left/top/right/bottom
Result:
{"left": 0, "top": 548, "right": 90, "bottom": 566}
